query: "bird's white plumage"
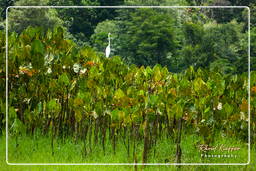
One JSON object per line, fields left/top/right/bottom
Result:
{"left": 105, "top": 33, "right": 111, "bottom": 58}
{"left": 105, "top": 45, "right": 110, "bottom": 58}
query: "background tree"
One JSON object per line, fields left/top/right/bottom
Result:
{"left": 0, "top": 0, "right": 16, "bottom": 30}
{"left": 251, "top": 27, "right": 256, "bottom": 71}
{"left": 209, "top": 0, "right": 246, "bottom": 23}
{"left": 0, "top": 0, "right": 16, "bottom": 20}
{"left": 125, "top": 0, "right": 188, "bottom": 5}
{"left": 116, "top": 9, "right": 178, "bottom": 69}
{"left": 8, "top": 0, "right": 63, "bottom": 33}
{"left": 48, "top": 0, "right": 124, "bottom": 44}
{"left": 179, "top": 22, "right": 204, "bottom": 71}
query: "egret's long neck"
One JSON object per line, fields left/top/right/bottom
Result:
{"left": 108, "top": 35, "right": 111, "bottom": 46}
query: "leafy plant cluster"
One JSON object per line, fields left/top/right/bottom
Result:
{"left": 1, "top": 1, "right": 253, "bottom": 73}
{"left": 0, "top": 27, "right": 255, "bottom": 163}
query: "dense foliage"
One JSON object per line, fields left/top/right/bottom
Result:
{"left": 1, "top": 0, "right": 254, "bottom": 73}
{"left": 0, "top": 28, "right": 254, "bottom": 163}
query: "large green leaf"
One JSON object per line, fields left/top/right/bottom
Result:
{"left": 111, "top": 109, "right": 125, "bottom": 122}
{"left": 58, "top": 73, "right": 70, "bottom": 86}
{"left": 47, "top": 99, "right": 60, "bottom": 113}
{"left": 153, "top": 66, "right": 162, "bottom": 82}
{"left": 31, "top": 39, "right": 45, "bottom": 55}
{"left": 114, "top": 89, "right": 125, "bottom": 99}
{"left": 30, "top": 39, "right": 45, "bottom": 69}
{"left": 75, "top": 110, "right": 82, "bottom": 122}
{"left": 223, "top": 103, "right": 233, "bottom": 116}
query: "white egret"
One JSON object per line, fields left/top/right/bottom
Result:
{"left": 105, "top": 33, "right": 111, "bottom": 58}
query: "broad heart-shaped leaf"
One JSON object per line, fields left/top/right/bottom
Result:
{"left": 75, "top": 110, "right": 82, "bottom": 122}
{"left": 216, "top": 79, "right": 225, "bottom": 96}
{"left": 137, "top": 89, "right": 144, "bottom": 96}
{"left": 149, "top": 95, "right": 159, "bottom": 106}
{"left": 193, "top": 77, "right": 208, "bottom": 96}
{"left": 31, "top": 39, "right": 45, "bottom": 55}
{"left": 143, "top": 66, "right": 152, "bottom": 79}
{"left": 223, "top": 103, "right": 233, "bottom": 116}
{"left": 204, "top": 107, "right": 210, "bottom": 114}
{"left": 198, "top": 97, "right": 207, "bottom": 111}
{"left": 47, "top": 99, "right": 60, "bottom": 113}
{"left": 179, "top": 78, "right": 190, "bottom": 90}
{"left": 111, "top": 109, "right": 125, "bottom": 122}
{"left": 111, "top": 109, "right": 119, "bottom": 122}
{"left": 112, "top": 56, "right": 123, "bottom": 65}
{"left": 126, "top": 86, "right": 135, "bottom": 96}
{"left": 76, "top": 90, "right": 86, "bottom": 100}
{"left": 80, "top": 47, "right": 97, "bottom": 59}
{"left": 95, "top": 101, "right": 103, "bottom": 116}
{"left": 153, "top": 65, "right": 162, "bottom": 82}
{"left": 58, "top": 73, "right": 70, "bottom": 86}
{"left": 172, "top": 103, "right": 183, "bottom": 118}
{"left": 114, "top": 89, "right": 125, "bottom": 99}
{"left": 119, "top": 110, "right": 126, "bottom": 121}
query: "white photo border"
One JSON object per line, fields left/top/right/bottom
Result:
{"left": 5, "top": 5, "right": 251, "bottom": 165}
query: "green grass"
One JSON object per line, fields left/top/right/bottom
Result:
{"left": 0, "top": 134, "right": 255, "bottom": 171}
